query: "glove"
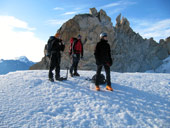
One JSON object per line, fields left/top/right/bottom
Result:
{"left": 73, "top": 54, "right": 77, "bottom": 57}
{"left": 106, "top": 62, "right": 111, "bottom": 67}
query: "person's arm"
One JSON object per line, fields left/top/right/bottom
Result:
{"left": 81, "top": 40, "right": 84, "bottom": 57}
{"left": 59, "top": 39, "right": 65, "bottom": 51}
{"left": 94, "top": 43, "right": 100, "bottom": 65}
{"left": 108, "top": 44, "right": 112, "bottom": 66}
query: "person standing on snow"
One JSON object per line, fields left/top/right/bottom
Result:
{"left": 46, "top": 33, "right": 65, "bottom": 82}
{"left": 69, "top": 35, "right": 84, "bottom": 77}
{"left": 94, "top": 32, "right": 113, "bottom": 91}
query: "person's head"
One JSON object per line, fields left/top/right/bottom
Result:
{"left": 55, "top": 33, "right": 61, "bottom": 39}
{"left": 77, "top": 35, "right": 81, "bottom": 39}
{"left": 100, "top": 32, "right": 107, "bottom": 40}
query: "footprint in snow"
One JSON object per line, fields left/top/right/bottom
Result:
{"left": 29, "top": 79, "right": 42, "bottom": 88}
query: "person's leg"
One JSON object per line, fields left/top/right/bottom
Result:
{"left": 104, "top": 65, "right": 113, "bottom": 91}
{"left": 48, "top": 55, "right": 56, "bottom": 81}
{"left": 55, "top": 57, "right": 61, "bottom": 79}
{"left": 95, "top": 65, "right": 102, "bottom": 90}
{"left": 70, "top": 56, "right": 76, "bottom": 76}
{"left": 104, "top": 65, "right": 111, "bottom": 86}
{"left": 74, "top": 54, "right": 80, "bottom": 76}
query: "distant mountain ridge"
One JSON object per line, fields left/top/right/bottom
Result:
{"left": 0, "top": 56, "right": 35, "bottom": 75}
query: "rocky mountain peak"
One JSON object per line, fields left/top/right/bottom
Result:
{"left": 89, "top": 8, "right": 98, "bottom": 16}
{"left": 116, "top": 13, "right": 130, "bottom": 32}
{"left": 159, "top": 36, "right": 170, "bottom": 54}
{"left": 30, "top": 8, "right": 169, "bottom": 72}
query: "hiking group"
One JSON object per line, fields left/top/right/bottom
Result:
{"left": 46, "top": 32, "right": 113, "bottom": 91}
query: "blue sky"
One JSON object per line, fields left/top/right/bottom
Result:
{"left": 0, "top": 0, "right": 169, "bottom": 61}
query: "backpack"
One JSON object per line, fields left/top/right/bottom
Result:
{"left": 45, "top": 37, "right": 55, "bottom": 56}
{"left": 91, "top": 74, "right": 106, "bottom": 84}
{"left": 70, "top": 37, "right": 78, "bottom": 55}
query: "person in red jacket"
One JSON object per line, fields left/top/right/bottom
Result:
{"left": 69, "top": 35, "right": 83, "bottom": 77}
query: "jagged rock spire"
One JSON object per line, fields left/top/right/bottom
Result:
{"left": 89, "top": 8, "right": 98, "bottom": 16}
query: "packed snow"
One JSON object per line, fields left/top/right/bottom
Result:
{"left": 146, "top": 56, "right": 170, "bottom": 73}
{"left": 0, "top": 70, "right": 170, "bottom": 128}
{"left": 155, "top": 56, "right": 170, "bottom": 73}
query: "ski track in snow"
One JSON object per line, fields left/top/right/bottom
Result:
{"left": 0, "top": 70, "right": 170, "bottom": 128}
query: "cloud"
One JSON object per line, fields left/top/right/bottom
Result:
{"left": 53, "top": 7, "right": 64, "bottom": 10}
{"left": 130, "top": 18, "right": 170, "bottom": 42}
{"left": 0, "top": 16, "right": 45, "bottom": 62}
{"left": 47, "top": 19, "right": 68, "bottom": 25}
{"left": 102, "top": 2, "right": 121, "bottom": 8}
{"left": 101, "top": 0, "right": 136, "bottom": 9}
{"left": 62, "top": 11, "right": 77, "bottom": 15}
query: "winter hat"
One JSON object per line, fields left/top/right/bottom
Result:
{"left": 78, "top": 35, "right": 81, "bottom": 39}
{"left": 55, "top": 33, "right": 60, "bottom": 38}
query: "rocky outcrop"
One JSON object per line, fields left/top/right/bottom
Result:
{"left": 159, "top": 36, "right": 170, "bottom": 55}
{"left": 30, "top": 8, "right": 169, "bottom": 72}
{"left": 29, "top": 56, "right": 50, "bottom": 70}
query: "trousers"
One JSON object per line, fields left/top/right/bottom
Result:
{"left": 48, "top": 53, "right": 61, "bottom": 79}
{"left": 70, "top": 54, "right": 80, "bottom": 74}
{"left": 95, "top": 64, "right": 111, "bottom": 86}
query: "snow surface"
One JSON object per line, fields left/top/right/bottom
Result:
{"left": 146, "top": 56, "right": 170, "bottom": 73}
{"left": 155, "top": 56, "right": 170, "bottom": 73}
{"left": 0, "top": 70, "right": 170, "bottom": 128}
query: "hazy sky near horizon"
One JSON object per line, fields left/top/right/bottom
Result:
{"left": 0, "top": 0, "right": 169, "bottom": 62}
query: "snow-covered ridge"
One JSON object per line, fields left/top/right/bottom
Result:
{"left": 155, "top": 55, "right": 170, "bottom": 73}
{"left": 0, "top": 70, "right": 169, "bottom": 127}
{"left": 0, "top": 56, "right": 35, "bottom": 75}
{"left": 146, "top": 55, "right": 170, "bottom": 73}
{"left": 15, "top": 56, "right": 31, "bottom": 63}
{"left": 0, "top": 59, "right": 3, "bottom": 63}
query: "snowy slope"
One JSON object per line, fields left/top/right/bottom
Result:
{"left": 155, "top": 56, "right": 170, "bottom": 73}
{"left": 0, "top": 70, "right": 170, "bottom": 128}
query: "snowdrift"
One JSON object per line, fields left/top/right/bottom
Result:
{"left": 0, "top": 70, "right": 170, "bottom": 127}
{"left": 155, "top": 56, "right": 170, "bottom": 73}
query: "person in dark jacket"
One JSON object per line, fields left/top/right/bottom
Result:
{"left": 69, "top": 35, "right": 83, "bottom": 77}
{"left": 94, "top": 32, "right": 113, "bottom": 91}
{"left": 47, "top": 33, "right": 65, "bottom": 82}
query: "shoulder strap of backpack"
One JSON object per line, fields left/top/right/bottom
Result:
{"left": 72, "top": 38, "right": 78, "bottom": 53}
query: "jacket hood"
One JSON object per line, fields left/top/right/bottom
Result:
{"left": 100, "top": 39, "right": 108, "bottom": 43}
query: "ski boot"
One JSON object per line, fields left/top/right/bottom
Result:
{"left": 49, "top": 78, "right": 54, "bottom": 82}
{"left": 70, "top": 73, "right": 74, "bottom": 77}
{"left": 106, "top": 85, "right": 113, "bottom": 91}
{"left": 96, "top": 85, "right": 100, "bottom": 91}
{"left": 56, "top": 77, "right": 64, "bottom": 81}
{"left": 74, "top": 72, "right": 80, "bottom": 76}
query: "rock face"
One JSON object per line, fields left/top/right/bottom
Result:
{"left": 30, "top": 8, "right": 169, "bottom": 72}
{"left": 159, "top": 37, "right": 170, "bottom": 55}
